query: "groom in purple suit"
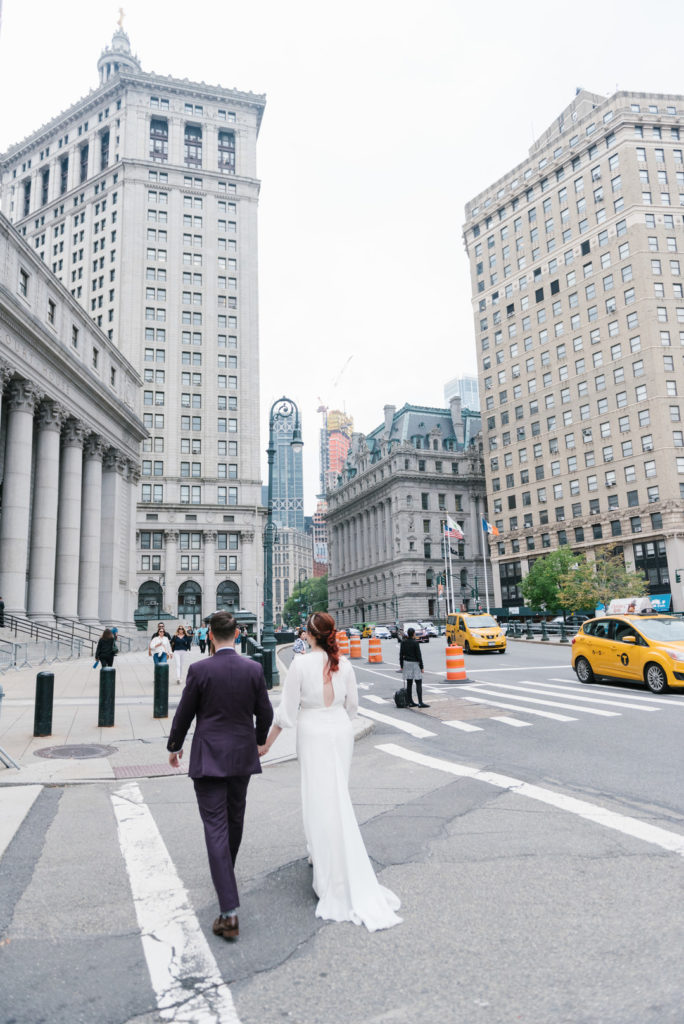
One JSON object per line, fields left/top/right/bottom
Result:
{"left": 168, "top": 610, "right": 273, "bottom": 941}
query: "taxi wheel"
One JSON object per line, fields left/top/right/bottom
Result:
{"left": 575, "top": 657, "right": 595, "bottom": 684}
{"left": 644, "top": 663, "right": 669, "bottom": 694}
{"left": 463, "top": 640, "right": 471, "bottom": 654}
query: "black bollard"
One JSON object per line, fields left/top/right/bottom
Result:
{"left": 541, "top": 620, "right": 549, "bottom": 641}
{"left": 34, "top": 671, "right": 54, "bottom": 737}
{"left": 98, "top": 666, "right": 116, "bottom": 727}
{"left": 153, "top": 662, "right": 169, "bottom": 718}
{"left": 560, "top": 622, "right": 569, "bottom": 644}
{"left": 526, "top": 621, "right": 534, "bottom": 639}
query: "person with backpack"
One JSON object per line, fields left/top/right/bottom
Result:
{"left": 398, "top": 627, "right": 429, "bottom": 708}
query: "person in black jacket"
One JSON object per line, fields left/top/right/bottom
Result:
{"left": 95, "top": 628, "right": 117, "bottom": 668}
{"left": 399, "top": 628, "right": 430, "bottom": 708}
{"left": 171, "top": 625, "right": 193, "bottom": 685}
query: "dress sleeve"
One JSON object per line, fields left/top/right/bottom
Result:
{"left": 274, "top": 656, "right": 303, "bottom": 729}
{"left": 342, "top": 659, "right": 358, "bottom": 720}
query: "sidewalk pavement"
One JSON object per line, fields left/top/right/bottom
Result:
{"left": 0, "top": 646, "right": 373, "bottom": 786}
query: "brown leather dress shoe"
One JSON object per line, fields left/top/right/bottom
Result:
{"left": 213, "top": 914, "right": 239, "bottom": 941}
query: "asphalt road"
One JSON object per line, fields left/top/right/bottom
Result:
{"left": 2, "top": 638, "right": 683, "bottom": 1024}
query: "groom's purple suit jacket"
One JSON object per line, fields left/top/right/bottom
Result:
{"left": 167, "top": 647, "right": 273, "bottom": 778}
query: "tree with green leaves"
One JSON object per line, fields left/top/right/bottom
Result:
{"left": 282, "top": 574, "right": 328, "bottom": 626}
{"left": 557, "top": 544, "right": 648, "bottom": 613}
{"left": 520, "top": 546, "right": 580, "bottom": 613}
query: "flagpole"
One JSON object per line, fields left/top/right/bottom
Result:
{"left": 482, "top": 525, "right": 491, "bottom": 615}
{"left": 442, "top": 534, "right": 451, "bottom": 616}
{"left": 447, "top": 537, "right": 456, "bottom": 612}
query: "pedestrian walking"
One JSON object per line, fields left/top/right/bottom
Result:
{"left": 292, "top": 627, "right": 308, "bottom": 655}
{"left": 94, "top": 628, "right": 117, "bottom": 668}
{"left": 149, "top": 625, "right": 173, "bottom": 665}
{"left": 167, "top": 611, "right": 273, "bottom": 941}
{"left": 399, "top": 627, "right": 429, "bottom": 708}
{"left": 197, "top": 624, "right": 209, "bottom": 654}
{"left": 171, "top": 625, "right": 192, "bottom": 684}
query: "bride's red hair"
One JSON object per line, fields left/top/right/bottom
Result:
{"left": 306, "top": 612, "right": 340, "bottom": 680}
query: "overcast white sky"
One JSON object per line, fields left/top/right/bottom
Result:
{"left": 2, "top": 0, "right": 684, "bottom": 511}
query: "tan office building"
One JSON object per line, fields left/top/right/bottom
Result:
{"left": 464, "top": 89, "right": 684, "bottom": 612}
{"left": 0, "top": 25, "right": 266, "bottom": 626}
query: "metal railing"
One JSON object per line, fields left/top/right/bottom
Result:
{"left": 0, "top": 613, "right": 146, "bottom": 671}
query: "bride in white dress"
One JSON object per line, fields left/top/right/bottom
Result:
{"left": 259, "top": 612, "right": 402, "bottom": 932}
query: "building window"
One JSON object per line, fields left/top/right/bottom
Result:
{"left": 150, "top": 118, "right": 168, "bottom": 162}
{"left": 79, "top": 142, "right": 89, "bottom": 183}
{"left": 18, "top": 267, "right": 29, "bottom": 297}
{"left": 185, "top": 124, "right": 202, "bottom": 168}
{"left": 218, "top": 130, "right": 236, "bottom": 173}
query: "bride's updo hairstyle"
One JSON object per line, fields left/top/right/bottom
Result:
{"left": 306, "top": 612, "right": 340, "bottom": 680}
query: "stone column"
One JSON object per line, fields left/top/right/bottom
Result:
{"left": 99, "top": 448, "right": 128, "bottom": 624}
{"left": 0, "top": 380, "right": 40, "bottom": 613}
{"left": 125, "top": 462, "right": 141, "bottom": 624}
{"left": 27, "top": 400, "right": 67, "bottom": 621}
{"left": 0, "top": 363, "right": 13, "bottom": 428}
{"left": 164, "top": 530, "right": 179, "bottom": 618}
{"left": 204, "top": 530, "right": 217, "bottom": 615}
{"left": 54, "top": 419, "right": 85, "bottom": 619}
{"left": 385, "top": 500, "right": 393, "bottom": 562}
{"left": 78, "top": 435, "right": 104, "bottom": 625}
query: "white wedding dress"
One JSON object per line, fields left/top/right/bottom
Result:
{"left": 274, "top": 650, "right": 402, "bottom": 931}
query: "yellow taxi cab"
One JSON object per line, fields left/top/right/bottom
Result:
{"left": 572, "top": 612, "right": 684, "bottom": 694}
{"left": 361, "top": 624, "right": 375, "bottom": 638}
{"left": 445, "top": 612, "right": 506, "bottom": 654}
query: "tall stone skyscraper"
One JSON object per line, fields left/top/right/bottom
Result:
{"left": 272, "top": 409, "right": 305, "bottom": 531}
{"left": 0, "top": 24, "right": 266, "bottom": 624}
{"left": 464, "top": 89, "right": 684, "bottom": 612}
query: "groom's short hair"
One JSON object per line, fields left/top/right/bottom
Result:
{"left": 209, "top": 611, "right": 238, "bottom": 641}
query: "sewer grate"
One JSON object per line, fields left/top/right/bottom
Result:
{"left": 415, "top": 698, "right": 503, "bottom": 722}
{"left": 113, "top": 763, "right": 188, "bottom": 779}
{"left": 35, "top": 744, "right": 119, "bottom": 760}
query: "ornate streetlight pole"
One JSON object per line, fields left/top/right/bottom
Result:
{"left": 262, "top": 396, "right": 303, "bottom": 688}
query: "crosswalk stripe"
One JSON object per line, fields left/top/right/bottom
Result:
{"left": 376, "top": 744, "right": 684, "bottom": 858}
{"left": 0, "top": 785, "right": 42, "bottom": 860}
{"left": 492, "top": 716, "right": 530, "bottom": 728}
{"left": 548, "top": 679, "right": 683, "bottom": 705}
{"left": 363, "top": 695, "right": 387, "bottom": 705}
{"left": 111, "top": 781, "right": 241, "bottom": 1024}
{"left": 461, "top": 695, "right": 577, "bottom": 722}
{"left": 356, "top": 708, "right": 436, "bottom": 738}
{"left": 443, "top": 720, "right": 483, "bottom": 733}
{"left": 462, "top": 686, "right": 619, "bottom": 716}
{"left": 476, "top": 682, "right": 659, "bottom": 712}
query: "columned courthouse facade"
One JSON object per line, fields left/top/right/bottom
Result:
{"left": 327, "top": 401, "right": 488, "bottom": 627}
{"left": 464, "top": 90, "right": 684, "bottom": 611}
{"left": 0, "top": 214, "right": 145, "bottom": 624}
{"left": 0, "top": 27, "right": 265, "bottom": 626}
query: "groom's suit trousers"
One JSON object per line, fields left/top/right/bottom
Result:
{"left": 194, "top": 775, "right": 251, "bottom": 911}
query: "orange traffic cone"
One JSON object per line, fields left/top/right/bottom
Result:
{"left": 337, "top": 631, "right": 350, "bottom": 656}
{"left": 350, "top": 635, "right": 362, "bottom": 659}
{"left": 446, "top": 644, "right": 467, "bottom": 682}
{"left": 367, "top": 635, "right": 383, "bottom": 663}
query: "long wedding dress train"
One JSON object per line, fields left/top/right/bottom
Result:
{"left": 275, "top": 651, "right": 402, "bottom": 932}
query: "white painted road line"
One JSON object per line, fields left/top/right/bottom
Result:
{"left": 111, "top": 781, "right": 240, "bottom": 1024}
{"left": 376, "top": 743, "right": 684, "bottom": 859}
{"left": 492, "top": 716, "right": 530, "bottom": 728}
{"left": 462, "top": 686, "right": 619, "bottom": 716}
{"left": 443, "top": 720, "right": 483, "bottom": 733}
{"left": 0, "top": 785, "right": 42, "bottom": 860}
{"left": 356, "top": 708, "right": 436, "bottom": 738}
{"left": 363, "top": 695, "right": 387, "bottom": 705}
{"left": 461, "top": 695, "right": 577, "bottom": 722}
{"left": 547, "top": 679, "right": 683, "bottom": 705}
{"left": 437, "top": 665, "right": 564, "bottom": 676}
{"left": 478, "top": 682, "right": 659, "bottom": 712}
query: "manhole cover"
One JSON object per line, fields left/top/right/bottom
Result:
{"left": 35, "top": 744, "right": 118, "bottom": 760}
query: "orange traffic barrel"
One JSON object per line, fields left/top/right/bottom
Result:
{"left": 367, "top": 635, "right": 383, "bottom": 663}
{"left": 337, "top": 631, "right": 350, "bottom": 656}
{"left": 350, "top": 635, "right": 362, "bottom": 659}
{"left": 446, "top": 644, "right": 467, "bottom": 682}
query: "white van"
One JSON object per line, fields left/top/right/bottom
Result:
{"left": 606, "top": 596, "right": 653, "bottom": 615}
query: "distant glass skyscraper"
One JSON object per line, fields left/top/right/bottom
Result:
{"left": 444, "top": 375, "right": 480, "bottom": 411}
{"left": 272, "top": 410, "right": 304, "bottom": 530}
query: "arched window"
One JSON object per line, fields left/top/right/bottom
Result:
{"left": 275, "top": 579, "right": 281, "bottom": 604}
{"left": 137, "top": 581, "right": 162, "bottom": 619}
{"left": 217, "top": 580, "right": 240, "bottom": 612}
{"left": 460, "top": 568, "right": 468, "bottom": 587}
{"left": 284, "top": 579, "right": 290, "bottom": 600}
{"left": 178, "top": 580, "right": 202, "bottom": 625}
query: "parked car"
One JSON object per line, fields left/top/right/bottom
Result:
{"left": 445, "top": 612, "right": 506, "bottom": 654}
{"left": 399, "top": 621, "right": 430, "bottom": 643}
{"left": 373, "top": 626, "right": 392, "bottom": 640}
{"left": 384, "top": 624, "right": 400, "bottom": 639}
{"left": 420, "top": 621, "right": 439, "bottom": 637}
{"left": 551, "top": 614, "right": 591, "bottom": 628}
{"left": 572, "top": 613, "right": 684, "bottom": 693}
{"left": 345, "top": 627, "right": 361, "bottom": 637}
